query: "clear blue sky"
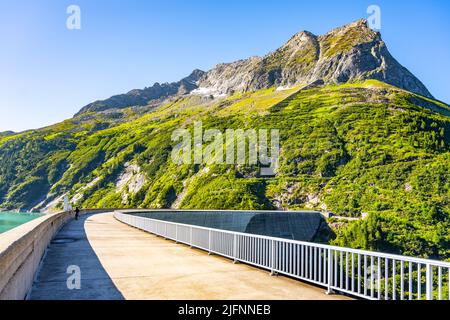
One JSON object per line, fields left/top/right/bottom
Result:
{"left": 1, "top": 0, "right": 449, "bottom": 132}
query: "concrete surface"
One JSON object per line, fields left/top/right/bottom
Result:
{"left": 30, "top": 212, "right": 350, "bottom": 300}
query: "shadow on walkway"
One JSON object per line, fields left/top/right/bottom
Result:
{"left": 30, "top": 214, "right": 124, "bottom": 300}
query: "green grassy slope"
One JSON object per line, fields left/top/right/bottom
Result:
{"left": 0, "top": 81, "right": 449, "bottom": 259}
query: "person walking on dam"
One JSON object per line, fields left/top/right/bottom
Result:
{"left": 75, "top": 207, "right": 80, "bottom": 220}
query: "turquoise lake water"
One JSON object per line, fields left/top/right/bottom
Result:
{"left": 0, "top": 212, "right": 43, "bottom": 234}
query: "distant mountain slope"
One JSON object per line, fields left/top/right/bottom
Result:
{"left": 75, "top": 69, "right": 205, "bottom": 115}
{"left": 0, "top": 131, "right": 15, "bottom": 137}
{"left": 1, "top": 80, "right": 448, "bottom": 257}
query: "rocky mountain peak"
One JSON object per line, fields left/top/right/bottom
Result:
{"left": 329, "top": 18, "right": 372, "bottom": 34}
{"left": 184, "top": 69, "right": 206, "bottom": 84}
{"left": 284, "top": 30, "right": 317, "bottom": 48}
{"left": 325, "top": 18, "right": 376, "bottom": 38}
{"left": 75, "top": 19, "right": 433, "bottom": 116}
{"left": 196, "top": 19, "right": 432, "bottom": 98}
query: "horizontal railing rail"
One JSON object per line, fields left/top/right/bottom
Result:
{"left": 114, "top": 211, "right": 450, "bottom": 300}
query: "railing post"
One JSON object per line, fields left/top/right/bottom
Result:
{"left": 233, "top": 234, "right": 238, "bottom": 264}
{"left": 326, "top": 249, "right": 334, "bottom": 295}
{"left": 270, "top": 239, "right": 277, "bottom": 276}
{"left": 189, "top": 226, "right": 193, "bottom": 248}
{"left": 175, "top": 224, "right": 178, "bottom": 243}
{"left": 208, "top": 229, "right": 212, "bottom": 255}
{"left": 426, "top": 264, "right": 433, "bottom": 300}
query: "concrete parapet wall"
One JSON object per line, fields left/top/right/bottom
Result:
{"left": 0, "top": 209, "right": 109, "bottom": 300}
{"left": 0, "top": 211, "right": 73, "bottom": 300}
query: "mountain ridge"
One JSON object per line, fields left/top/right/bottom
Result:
{"left": 197, "top": 19, "right": 432, "bottom": 98}
{"left": 75, "top": 69, "right": 206, "bottom": 116}
{"left": 75, "top": 19, "right": 433, "bottom": 116}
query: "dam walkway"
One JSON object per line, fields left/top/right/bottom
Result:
{"left": 29, "top": 212, "right": 347, "bottom": 300}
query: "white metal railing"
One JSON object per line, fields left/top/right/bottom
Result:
{"left": 114, "top": 211, "right": 450, "bottom": 300}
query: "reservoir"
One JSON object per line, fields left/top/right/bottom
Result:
{"left": 0, "top": 212, "right": 43, "bottom": 234}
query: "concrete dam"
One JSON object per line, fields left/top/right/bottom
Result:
{"left": 130, "top": 210, "right": 323, "bottom": 241}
